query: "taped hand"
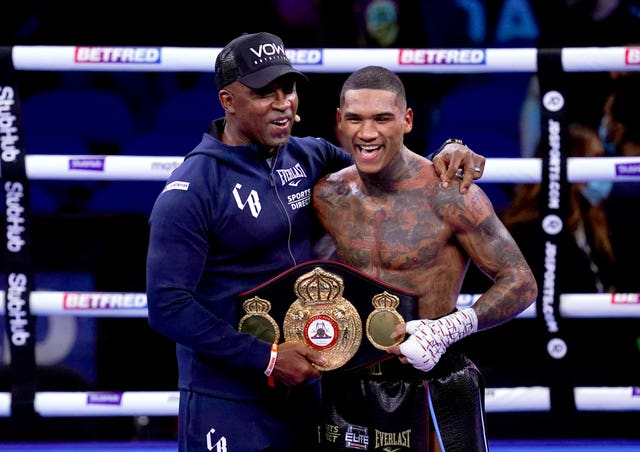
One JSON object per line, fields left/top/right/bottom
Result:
{"left": 399, "top": 309, "right": 478, "bottom": 372}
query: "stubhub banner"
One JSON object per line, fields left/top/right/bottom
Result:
{"left": 0, "top": 272, "right": 97, "bottom": 383}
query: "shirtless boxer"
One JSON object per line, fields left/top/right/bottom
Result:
{"left": 313, "top": 66, "right": 538, "bottom": 451}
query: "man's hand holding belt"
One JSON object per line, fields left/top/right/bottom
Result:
{"left": 388, "top": 308, "right": 478, "bottom": 372}
{"left": 270, "top": 341, "right": 327, "bottom": 386}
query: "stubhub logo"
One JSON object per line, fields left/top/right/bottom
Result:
{"left": 69, "top": 157, "right": 105, "bottom": 171}
{"left": 75, "top": 47, "right": 161, "bottom": 64}
{"left": 286, "top": 49, "right": 323, "bottom": 65}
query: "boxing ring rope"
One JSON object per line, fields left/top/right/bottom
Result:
{"left": 0, "top": 387, "right": 638, "bottom": 417}
{"left": 9, "top": 45, "right": 640, "bottom": 73}
{"left": 2, "top": 290, "right": 640, "bottom": 319}
{"left": 19, "top": 155, "right": 640, "bottom": 182}
{"left": 2, "top": 45, "right": 640, "bottom": 420}
{"left": 1, "top": 387, "right": 637, "bottom": 418}
{"left": 1, "top": 285, "right": 640, "bottom": 416}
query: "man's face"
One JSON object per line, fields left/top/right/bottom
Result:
{"left": 337, "top": 88, "right": 412, "bottom": 174}
{"left": 222, "top": 76, "right": 299, "bottom": 149}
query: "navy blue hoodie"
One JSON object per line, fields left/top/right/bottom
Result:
{"left": 146, "top": 118, "right": 352, "bottom": 401}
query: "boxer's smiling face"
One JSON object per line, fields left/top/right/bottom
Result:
{"left": 337, "top": 88, "right": 413, "bottom": 175}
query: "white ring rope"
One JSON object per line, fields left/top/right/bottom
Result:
{"left": 15, "top": 155, "right": 640, "bottom": 183}
{"left": 3, "top": 44, "right": 640, "bottom": 419}
{"left": 22, "top": 155, "right": 184, "bottom": 181}
{"left": 2, "top": 291, "right": 639, "bottom": 319}
{"left": 0, "top": 391, "right": 179, "bottom": 417}
{"left": 1, "top": 386, "right": 639, "bottom": 417}
{"left": 1, "top": 290, "right": 638, "bottom": 415}
{"left": 9, "top": 45, "right": 640, "bottom": 73}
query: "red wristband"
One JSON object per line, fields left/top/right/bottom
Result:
{"left": 264, "top": 342, "right": 278, "bottom": 387}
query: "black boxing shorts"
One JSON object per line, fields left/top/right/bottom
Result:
{"left": 318, "top": 346, "right": 488, "bottom": 451}
{"left": 428, "top": 346, "right": 488, "bottom": 452}
{"left": 319, "top": 359, "right": 429, "bottom": 451}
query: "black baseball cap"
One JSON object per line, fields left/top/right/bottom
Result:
{"left": 214, "top": 32, "right": 308, "bottom": 90}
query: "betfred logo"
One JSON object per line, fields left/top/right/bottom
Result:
{"left": 625, "top": 48, "right": 640, "bottom": 65}
{"left": 286, "top": 49, "right": 323, "bottom": 65}
{"left": 399, "top": 49, "right": 486, "bottom": 65}
{"left": 75, "top": 47, "right": 161, "bottom": 64}
{"left": 611, "top": 293, "right": 640, "bottom": 304}
{"left": 63, "top": 292, "right": 148, "bottom": 309}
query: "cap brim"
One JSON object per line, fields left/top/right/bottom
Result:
{"left": 239, "top": 65, "right": 308, "bottom": 89}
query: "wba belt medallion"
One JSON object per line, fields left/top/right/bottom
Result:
{"left": 366, "top": 291, "right": 405, "bottom": 350}
{"left": 238, "top": 297, "right": 280, "bottom": 344}
{"left": 283, "top": 267, "right": 362, "bottom": 371}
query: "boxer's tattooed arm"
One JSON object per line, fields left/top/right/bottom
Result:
{"left": 440, "top": 186, "right": 538, "bottom": 330}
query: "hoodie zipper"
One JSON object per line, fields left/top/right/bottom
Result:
{"left": 268, "top": 159, "right": 297, "bottom": 267}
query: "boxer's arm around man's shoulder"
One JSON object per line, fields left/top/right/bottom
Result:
{"left": 431, "top": 139, "right": 486, "bottom": 193}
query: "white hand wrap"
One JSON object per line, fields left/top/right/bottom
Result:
{"left": 399, "top": 308, "right": 478, "bottom": 372}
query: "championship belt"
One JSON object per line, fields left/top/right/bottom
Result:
{"left": 237, "top": 260, "right": 419, "bottom": 373}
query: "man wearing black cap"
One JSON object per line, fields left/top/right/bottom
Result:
{"left": 146, "top": 31, "right": 486, "bottom": 451}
